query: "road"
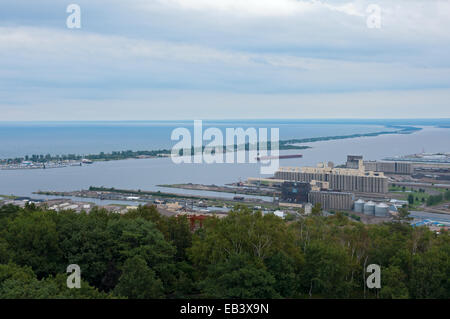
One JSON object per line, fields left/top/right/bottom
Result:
{"left": 410, "top": 210, "right": 450, "bottom": 223}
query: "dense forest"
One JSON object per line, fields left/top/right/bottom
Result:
{"left": 0, "top": 203, "right": 448, "bottom": 299}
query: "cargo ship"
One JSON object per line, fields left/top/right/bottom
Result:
{"left": 81, "top": 159, "right": 93, "bottom": 164}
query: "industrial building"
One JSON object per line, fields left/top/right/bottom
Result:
{"left": 308, "top": 191, "right": 354, "bottom": 210}
{"left": 363, "top": 201, "right": 376, "bottom": 215}
{"left": 354, "top": 199, "right": 365, "bottom": 213}
{"left": 375, "top": 203, "right": 389, "bottom": 217}
{"left": 310, "top": 180, "right": 330, "bottom": 191}
{"left": 275, "top": 161, "right": 388, "bottom": 194}
{"left": 346, "top": 155, "right": 363, "bottom": 169}
{"left": 280, "top": 180, "right": 353, "bottom": 210}
{"left": 280, "top": 181, "right": 311, "bottom": 204}
{"left": 363, "top": 160, "right": 413, "bottom": 175}
{"left": 346, "top": 155, "right": 413, "bottom": 175}
{"left": 354, "top": 199, "right": 390, "bottom": 217}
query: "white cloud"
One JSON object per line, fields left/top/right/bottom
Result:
{"left": 152, "top": 0, "right": 367, "bottom": 17}
{"left": 0, "top": 1, "right": 450, "bottom": 120}
{"left": 2, "top": 88, "right": 450, "bottom": 121}
{"left": 155, "top": 0, "right": 314, "bottom": 17}
{"left": 2, "top": 26, "right": 448, "bottom": 92}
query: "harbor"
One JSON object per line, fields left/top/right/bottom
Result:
{"left": 1, "top": 126, "right": 450, "bottom": 229}
{"left": 0, "top": 158, "right": 93, "bottom": 170}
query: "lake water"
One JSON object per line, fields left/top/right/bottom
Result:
{"left": 0, "top": 120, "right": 390, "bottom": 159}
{"left": 1, "top": 123, "right": 450, "bottom": 202}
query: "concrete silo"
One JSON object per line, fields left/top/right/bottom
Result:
{"left": 354, "top": 199, "right": 365, "bottom": 213}
{"left": 375, "top": 203, "right": 389, "bottom": 217}
{"left": 363, "top": 201, "right": 375, "bottom": 216}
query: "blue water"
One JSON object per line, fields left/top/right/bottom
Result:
{"left": 0, "top": 120, "right": 450, "bottom": 224}
{"left": 0, "top": 119, "right": 428, "bottom": 159}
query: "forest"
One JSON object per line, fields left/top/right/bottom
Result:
{"left": 0, "top": 203, "right": 448, "bottom": 299}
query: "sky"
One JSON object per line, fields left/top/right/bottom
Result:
{"left": 0, "top": 0, "right": 449, "bottom": 120}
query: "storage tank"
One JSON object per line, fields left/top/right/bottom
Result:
{"left": 363, "top": 201, "right": 375, "bottom": 215}
{"left": 354, "top": 199, "right": 365, "bottom": 213}
{"left": 375, "top": 203, "right": 389, "bottom": 217}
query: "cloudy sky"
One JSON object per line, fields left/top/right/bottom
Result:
{"left": 1, "top": 0, "right": 449, "bottom": 120}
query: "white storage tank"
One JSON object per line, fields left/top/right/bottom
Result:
{"left": 354, "top": 199, "right": 365, "bottom": 213}
{"left": 364, "top": 201, "right": 375, "bottom": 215}
{"left": 375, "top": 203, "right": 389, "bottom": 217}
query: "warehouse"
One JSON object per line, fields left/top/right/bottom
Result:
{"left": 308, "top": 191, "right": 354, "bottom": 211}
{"left": 275, "top": 161, "right": 388, "bottom": 194}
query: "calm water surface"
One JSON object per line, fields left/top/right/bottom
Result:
{"left": 1, "top": 126, "right": 449, "bottom": 202}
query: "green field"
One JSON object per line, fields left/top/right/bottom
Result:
{"left": 389, "top": 185, "right": 450, "bottom": 208}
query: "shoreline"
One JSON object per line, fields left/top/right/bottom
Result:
{"left": 0, "top": 125, "right": 421, "bottom": 170}
{"left": 32, "top": 187, "right": 278, "bottom": 209}
{"left": 157, "top": 183, "right": 280, "bottom": 197}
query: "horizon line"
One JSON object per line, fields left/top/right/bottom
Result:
{"left": 0, "top": 118, "right": 450, "bottom": 123}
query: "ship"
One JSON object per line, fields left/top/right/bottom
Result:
{"left": 81, "top": 159, "right": 93, "bottom": 164}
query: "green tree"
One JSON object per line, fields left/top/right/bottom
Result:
{"left": 380, "top": 265, "right": 409, "bottom": 299}
{"left": 426, "top": 194, "right": 443, "bottom": 206}
{"left": 166, "top": 215, "right": 192, "bottom": 261}
{"left": 445, "top": 190, "right": 450, "bottom": 200}
{"left": 114, "top": 256, "right": 164, "bottom": 299}
{"left": 409, "top": 245, "right": 449, "bottom": 299}
{"left": 201, "top": 254, "right": 280, "bottom": 298}
{"left": 188, "top": 206, "right": 301, "bottom": 271}
{"left": 56, "top": 209, "right": 118, "bottom": 290}
{"left": 107, "top": 217, "right": 176, "bottom": 293}
{"left": 396, "top": 207, "right": 412, "bottom": 222}
{"left": 0, "top": 263, "right": 111, "bottom": 299}
{"left": 265, "top": 252, "right": 299, "bottom": 298}
{"left": 311, "top": 203, "right": 322, "bottom": 216}
{"left": 2, "top": 210, "right": 63, "bottom": 277}
{"left": 301, "top": 241, "right": 353, "bottom": 298}
{"left": 407, "top": 194, "right": 414, "bottom": 205}
{"left": 0, "top": 204, "right": 21, "bottom": 219}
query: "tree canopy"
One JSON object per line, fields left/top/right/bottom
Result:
{"left": 0, "top": 203, "right": 448, "bottom": 299}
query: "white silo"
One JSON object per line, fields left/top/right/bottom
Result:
{"left": 354, "top": 199, "right": 365, "bottom": 213}
{"left": 375, "top": 203, "right": 389, "bottom": 217}
{"left": 364, "top": 201, "right": 375, "bottom": 215}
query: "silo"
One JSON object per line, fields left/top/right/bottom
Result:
{"left": 375, "top": 203, "right": 389, "bottom": 217}
{"left": 354, "top": 199, "right": 365, "bottom": 213}
{"left": 363, "top": 201, "right": 375, "bottom": 215}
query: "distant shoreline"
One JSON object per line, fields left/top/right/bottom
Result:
{"left": 0, "top": 125, "right": 421, "bottom": 168}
